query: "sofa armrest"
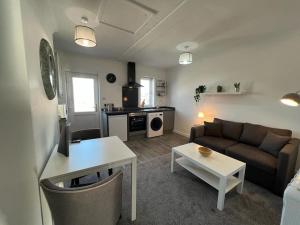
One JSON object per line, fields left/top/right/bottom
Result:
{"left": 189, "top": 125, "right": 205, "bottom": 143}
{"left": 275, "top": 138, "right": 300, "bottom": 195}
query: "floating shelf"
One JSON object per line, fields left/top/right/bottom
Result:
{"left": 201, "top": 91, "right": 246, "bottom": 96}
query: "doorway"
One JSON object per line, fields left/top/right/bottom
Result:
{"left": 66, "top": 72, "right": 100, "bottom": 132}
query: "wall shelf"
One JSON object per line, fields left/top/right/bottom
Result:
{"left": 156, "top": 80, "right": 167, "bottom": 96}
{"left": 201, "top": 91, "right": 246, "bottom": 96}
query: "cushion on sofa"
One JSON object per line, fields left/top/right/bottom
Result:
{"left": 226, "top": 143, "right": 277, "bottom": 174}
{"left": 259, "top": 131, "right": 290, "bottom": 157}
{"left": 194, "top": 136, "right": 237, "bottom": 153}
{"left": 267, "top": 127, "right": 292, "bottom": 137}
{"left": 240, "top": 123, "right": 267, "bottom": 146}
{"left": 204, "top": 121, "right": 222, "bottom": 137}
{"left": 214, "top": 118, "right": 243, "bottom": 141}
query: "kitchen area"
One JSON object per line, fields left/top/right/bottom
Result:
{"left": 101, "top": 62, "right": 175, "bottom": 141}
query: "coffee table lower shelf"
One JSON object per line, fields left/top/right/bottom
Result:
{"left": 176, "top": 157, "right": 241, "bottom": 194}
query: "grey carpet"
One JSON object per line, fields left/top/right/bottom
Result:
{"left": 118, "top": 153, "right": 282, "bottom": 225}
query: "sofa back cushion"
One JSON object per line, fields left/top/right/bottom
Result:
{"left": 204, "top": 121, "right": 222, "bottom": 137}
{"left": 214, "top": 118, "right": 243, "bottom": 141}
{"left": 267, "top": 127, "right": 292, "bottom": 137}
{"left": 240, "top": 123, "right": 268, "bottom": 146}
{"left": 259, "top": 131, "right": 290, "bottom": 157}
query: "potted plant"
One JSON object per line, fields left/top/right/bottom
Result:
{"left": 234, "top": 82, "right": 240, "bottom": 92}
{"left": 194, "top": 85, "right": 206, "bottom": 102}
{"left": 217, "top": 85, "right": 223, "bottom": 93}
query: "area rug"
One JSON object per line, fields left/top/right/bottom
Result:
{"left": 118, "top": 153, "right": 282, "bottom": 225}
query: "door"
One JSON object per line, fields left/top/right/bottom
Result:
{"left": 66, "top": 72, "right": 100, "bottom": 132}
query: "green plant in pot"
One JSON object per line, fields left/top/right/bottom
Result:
{"left": 234, "top": 82, "right": 240, "bottom": 92}
{"left": 217, "top": 85, "right": 223, "bottom": 92}
{"left": 194, "top": 85, "right": 206, "bottom": 102}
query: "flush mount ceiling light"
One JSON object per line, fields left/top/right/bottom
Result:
{"left": 280, "top": 91, "right": 300, "bottom": 107}
{"left": 176, "top": 42, "right": 199, "bottom": 65}
{"left": 74, "top": 16, "right": 96, "bottom": 47}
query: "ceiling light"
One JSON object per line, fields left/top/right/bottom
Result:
{"left": 179, "top": 52, "right": 192, "bottom": 65}
{"left": 74, "top": 17, "right": 96, "bottom": 48}
{"left": 178, "top": 44, "right": 194, "bottom": 65}
{"left": 280, "top": 92, "right": 300, "bottom": 107}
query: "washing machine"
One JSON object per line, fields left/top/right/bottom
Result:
{"left": 147, "top": 112, "right": 163, "bottom": 138}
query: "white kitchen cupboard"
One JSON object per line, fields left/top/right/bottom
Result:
{"left": 108, "top": 114, "right": 128, "bottom": 141}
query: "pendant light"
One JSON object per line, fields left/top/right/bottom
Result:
{"left": 281, "top": 91, "right": 300, "bottom": 107}
{"left": 74, "top": 17, "right": 96, "bottom": 47}
{"left": 179, "top": 52, "right": 192, "bottom": 65}
{"left": 178, "top": 45, "right": 193, "bottom": 65}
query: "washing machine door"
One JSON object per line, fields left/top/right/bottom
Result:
{"left": 150, "top": 117, "right": 163, "bottom": 131}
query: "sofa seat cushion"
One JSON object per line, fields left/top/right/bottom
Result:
{"left": 194, "top": 136, "right": 237, "bottom": 153}
{"left": 226, "top": 143, "right": 277, "bottom": 174}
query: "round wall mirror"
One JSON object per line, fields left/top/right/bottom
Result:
{"left": 39, "top": 39, "right": 57, "bottom": 100}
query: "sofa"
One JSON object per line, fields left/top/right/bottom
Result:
{"left": 190, "top": 118, "right": 299, "bottom": 196}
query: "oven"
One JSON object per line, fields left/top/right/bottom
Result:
{"left": 128, "top": 112, "right": 147, "bottom": 132}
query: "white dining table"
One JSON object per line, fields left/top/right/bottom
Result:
{"left": 39, "top": 136, "right": 137, "bottom": 225}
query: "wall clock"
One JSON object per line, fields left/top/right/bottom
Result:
{"left": 39, "top": 38, "right": 57, "bottom": 100}
{"left": 106, "top": 73, "right": 116, "bottom": 83}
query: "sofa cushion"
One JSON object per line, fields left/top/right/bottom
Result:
{"left": 226, "top": 143, "right": 277, "bottom": 174}
{"left": 204, "top": 121, "right": 222, "bottom": 137}
{"left": 194, "top": 136, "right": 237, "bottom": 153}
{"left": 267, "top": 127, "right": 292, "bottom": 137}
{"left": 214, "top": 118, "right": 243, "bottom": 141}
{"left": 240, "top": 123, "right": 267, "bottom": 146}
{"left": 259, "top": 132, "right": 290, "bottom": 157}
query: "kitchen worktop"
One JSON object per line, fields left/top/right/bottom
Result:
{"left": 102, "top": 106, "right": 175, "bottom": 115}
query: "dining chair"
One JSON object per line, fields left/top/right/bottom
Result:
{"left": 40, "top": 171, "right": 123, "bottom": 225}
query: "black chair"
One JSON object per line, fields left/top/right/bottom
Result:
{"left": 72, "top": 129, "right": 101, "bottom": 141}
{"left": 70, "top": 129, "right": 113, "bottom": 187}
{"left": 40, "top": 171, "right": 123, "bottom": 225}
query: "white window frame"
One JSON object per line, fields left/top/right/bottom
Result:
{"left": 139, "top": 77, "right": 155, "bottom": 107}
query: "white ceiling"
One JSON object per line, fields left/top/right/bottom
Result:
{"left": 52, "top": 0, "right": 300, "bottom": 69}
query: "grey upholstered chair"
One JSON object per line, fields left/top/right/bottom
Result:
{"left": 40, "top": 171, "right": 123, "bottom": 225}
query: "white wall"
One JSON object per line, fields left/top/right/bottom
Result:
{"left": 0, "top": 0, "right": 59, "bottom": 224}
{"left": 167, "top": 29, "right": 300, "bottom": 166}
{"left": 58, "top": 51, "right": 168, "bottom": 108}
{"left": 21, "top": 0, "right": 59, "bottom": 176}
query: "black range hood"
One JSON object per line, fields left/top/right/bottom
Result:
{"left": 124, "top": 62, "right": 143, "bottom": 88}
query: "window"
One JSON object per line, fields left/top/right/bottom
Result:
{"left": 140, "top": 78, "right": 154, "bottom": 107}
{"left": 72, "top": 77, "right": 96, "bottom": 112}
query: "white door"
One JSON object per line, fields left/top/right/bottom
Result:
{"left": 66, "top": 72, "right": 100, "bottom": 132}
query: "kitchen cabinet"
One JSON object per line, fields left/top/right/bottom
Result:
{"left": 108, "top": 114, "right": 128, "bottom": 141}
{"left": 163, "top": 110, "right": 175, "bottom": 132}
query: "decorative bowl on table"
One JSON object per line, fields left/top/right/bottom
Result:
{"left": 198, "top": 146, "right": 212, "bottom": 157}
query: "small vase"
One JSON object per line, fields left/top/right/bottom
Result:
{"left": 235, "top": 87, "right": 240, "bottom": 92}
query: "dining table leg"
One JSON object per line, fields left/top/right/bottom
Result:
{"left": 131, "top": 157, "right": 137, "bottom": 221}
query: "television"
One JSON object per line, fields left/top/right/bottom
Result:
{"left": 57, "top": 120, "right": 70, "bottom": 157}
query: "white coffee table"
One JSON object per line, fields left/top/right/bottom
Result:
{"left": 171, "top": 143, "right": 246, "bottom": 210}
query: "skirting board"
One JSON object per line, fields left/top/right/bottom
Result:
{"left": 173, "top": 130, "right": 189, "bottom": 138}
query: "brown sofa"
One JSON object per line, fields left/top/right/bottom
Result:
{"left": 190, "top": 118, "right": 299, "bottom": 196}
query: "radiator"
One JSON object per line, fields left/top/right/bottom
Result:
{"left": 281, "top": 170, "right": 300, "bottom": 225}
